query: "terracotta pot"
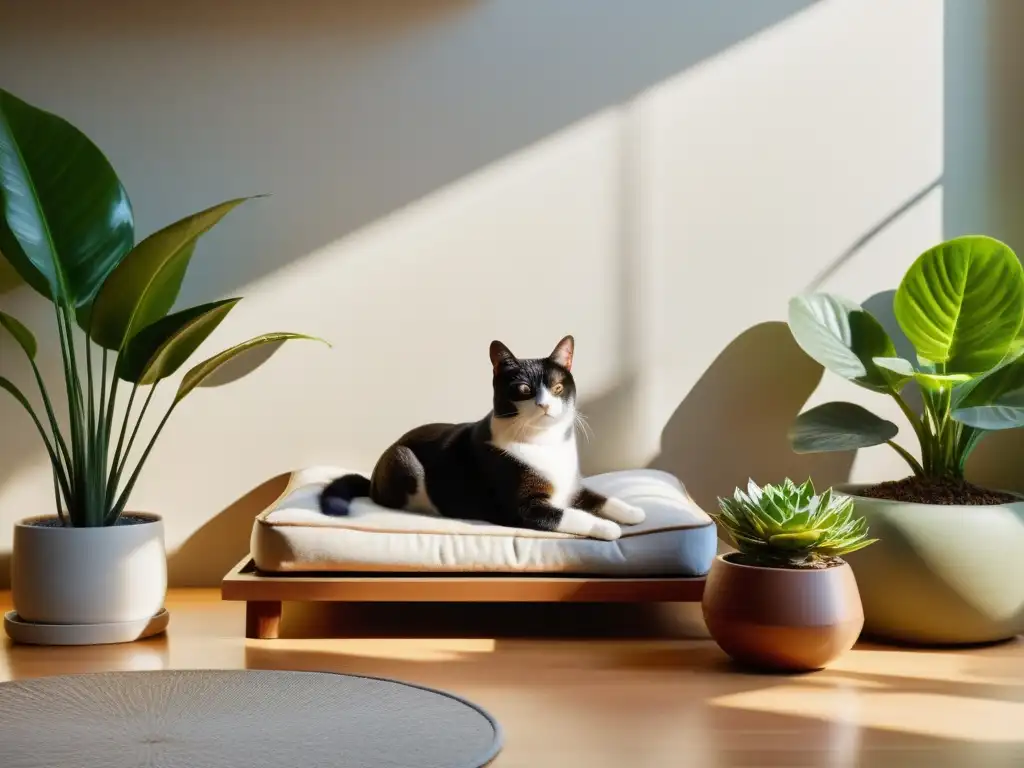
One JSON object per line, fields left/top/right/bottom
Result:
{"left": 837, "top": 485, "right": 1024, "bottom": 645}
{"left": 11, "top": 514, "right": 167, "bottom": 629}
{"left": 702, "top": 553, "right": 864, "bottom": 672}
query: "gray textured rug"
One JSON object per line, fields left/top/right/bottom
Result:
{"left": 0, "top": 669, "right": 502, "bottom": 768}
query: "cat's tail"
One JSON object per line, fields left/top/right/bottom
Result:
{"left": 319, "top": 473, "right": 372, "bottom": 516}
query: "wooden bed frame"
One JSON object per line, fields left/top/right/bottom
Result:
{"left": 221, "top": 557, "right": 707, "bottom": 639}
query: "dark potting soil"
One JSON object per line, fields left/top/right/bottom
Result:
{"left": 858, "top": 476, "right": 1018, "bottom": 505}
{"left": 725, "top": 552, "right": 844, "bottom": 570}
{"left": 29, "top": 515, "right": 154, "bottom": 528}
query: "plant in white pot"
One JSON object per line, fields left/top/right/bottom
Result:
{"left": 787, "top": 235, "right": 1024, "bottom": 645}
{"left": 0, "top": 88, "right": 324, "bottom": 645}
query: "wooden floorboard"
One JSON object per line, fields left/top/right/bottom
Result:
{"left": 2, "top": 589, "right": 1022, "bottom": 766}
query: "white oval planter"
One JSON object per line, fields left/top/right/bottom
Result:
{"left": 10, "top": 513, "right": 167, "bottom": 638}
{"left": 837, "top": 485, "right": 1024, "bottom": 646}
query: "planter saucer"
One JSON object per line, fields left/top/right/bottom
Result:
{"left": 3, "top": 609, "right": 169, "bottom": 646}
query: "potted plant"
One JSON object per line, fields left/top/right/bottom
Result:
{"left": 787, "top": 234, "right": 1024, "bottom": 645}
{"left": 702, "top": 478, "right": 874, "bottom": 672}
{"left": 0, "top": 88, "right": 324, "bottom": 645}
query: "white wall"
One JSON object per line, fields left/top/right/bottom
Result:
{"left": 0, "top": 0, "right": 966, "bottom": 586}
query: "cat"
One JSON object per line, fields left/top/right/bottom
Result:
{"left": 318, "top": 336, "right": 646, "bottom": 540}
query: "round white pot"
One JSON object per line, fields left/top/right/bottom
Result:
{"left": 838, "top": 485, "right": 1024, "bottom": 646}
{"left": 11, "top": 513, "right": 167, "bottom": 627}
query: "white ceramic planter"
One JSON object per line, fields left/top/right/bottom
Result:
{"left": 838, "top": 485, "right": 1024, "bottom": 645}
{"left": 11, "top": 513, "right": 167, "bottom": 629}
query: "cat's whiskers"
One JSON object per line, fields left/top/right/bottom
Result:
{"left": 574, "top": 410, "right": 593, "bottom": 443}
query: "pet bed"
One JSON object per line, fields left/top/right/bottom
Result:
{"left": 222, "top": 466, "right": 715, "bottom": 638}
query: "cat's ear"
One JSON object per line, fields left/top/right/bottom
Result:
{"left": 489, "top": 340, "right": 516, "bottom": 371}
{"left": 549, "top": 335, "right": 574, "bottom": 370}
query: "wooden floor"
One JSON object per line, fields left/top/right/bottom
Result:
{"left": 2, "top": 591, "right": 1022, "bottom": 767}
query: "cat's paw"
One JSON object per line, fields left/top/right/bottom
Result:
{"left": 590, "top": 519, "right": 622, "bottom": 541}
{"left": 600, "top": 497, "right": 646, "bottom": 525}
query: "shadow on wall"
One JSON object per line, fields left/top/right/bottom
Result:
{"left": 166, "top": 473, "right": 289, "bottom": 587}
{"left": 0, "top": 0, "right": 818, "bottom": 297}
{"left": 0, "top": 0, "right": 820, "bottom": 587}
{"left": 647, "top": 322, "right": 854, "bottom": 513}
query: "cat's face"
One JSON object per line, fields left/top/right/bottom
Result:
{"left": 489, "top": 336, "right": 577, "bottom": 429}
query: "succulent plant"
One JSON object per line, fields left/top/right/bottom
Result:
{"left": 713, "top": 479, "right": 878, "bottom": 568}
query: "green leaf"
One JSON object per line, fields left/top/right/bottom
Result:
{"left": 117, "top": 298, "right": 241, "bottom": 384}
{"left": 790, "top": 401, "right": 899, "bottom": 453}
{"left": 953, "top": 390, "right": 1024, "bottom": 430}
{"left": 174, "top": 333, "right": 327, "bottom": 404}
{"left": 768, "top": 530, "right": 823, "bottom": 549}
{"left": 872, "top": 356, "right": 916, "bottom": 390}
{"left": 788, "top": 294, "right": 897, "bottom": 392}
{"left": 87, "top": 197, "right": 254, "bottom": 349}
{"left": 950, "top": 352, "right": 1024, "bottom": 430}
{"left": 0, "top": 309, "right": 37, "bottom": 358}
{"left": 894, "top": 235, "right": 1024, "bottom": 374}
{"left": 0, "top": 88, "right": 134, "bottom": 306}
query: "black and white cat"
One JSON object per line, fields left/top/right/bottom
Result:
{"left": 318, "top": 336, "right": 645, "bottom": 540}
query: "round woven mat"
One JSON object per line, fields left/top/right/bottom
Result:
{"left": 0, "top": 669, "right": 502, "bottom": 768}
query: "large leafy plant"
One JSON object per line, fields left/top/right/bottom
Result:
{"left": 714, "top": 479, "right": 876, "bottom": 568}
{"left": 788, "top": 235, "right": 1024, "bottom": 479}
{"left": 0, "top": 88, "right": 323, "bottom": 527}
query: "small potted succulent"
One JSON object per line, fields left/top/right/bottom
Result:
{"left": 788, "top": 234, "right": 1024, "bottom": 645}
{"left": 702, "top": 479, "right": 876, "bottom": 672}
{"left": 0, "top": 88, "right": 324, "bottom": 645}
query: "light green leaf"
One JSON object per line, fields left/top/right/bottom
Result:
{"left": 116, "top": 298, "right": 241, "bottom": 384}
{"left": 894, "top": 235, "right": 1024, "bottom": 374}
{"left": 872, "top": 356, "right": 915, "bottom": 390}
{"left": 790, "top": 401, "right": 899, "bottom": 453}
{"left": 174, "top": 333, "right": 327, "bottom": 404}
{"left": 788, "top": 294, "right": 897, "bottom": 392}
{"left": 0, "top": 88, "right": 134, "bottom": 306}
{"left": 0, "top": 309, "right": 37, "bottom": 358}
{"left": 87, "top": 197, "right": 254, "bottom": 349}
{"left": 768, "top": 530, "right": 823, "bottom": 549}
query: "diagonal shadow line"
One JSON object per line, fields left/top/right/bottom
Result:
{"left": 806, "top": 177, "right": 944, "bottom": 292}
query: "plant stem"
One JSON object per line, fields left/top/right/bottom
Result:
{"left": 28, "top": 360, "right": 72, "bottom": 479}
{"left": 107, "top": 404, "right": 177, "bottom": 524}
{"left": 114, "top": 383, "right": 159, "bottom": 481}
{"left": 51, "top": 471, "right": 66, "bottom": 527}
{"left": 53, "top": 301, "right": 86, "bottom": 525}
{"left": 885, "top": 439, "right": 925, "bottom": 476}
{"left": 107, "top": 383, "right": 139, "bottom": 501}
{"left": 85, "top": 333, "right": 100, "bottom": 521}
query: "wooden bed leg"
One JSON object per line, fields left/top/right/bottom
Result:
{"left": 246, "top": 600, "right": 282, "bottom": 639}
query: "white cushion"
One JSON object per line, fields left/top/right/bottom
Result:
{"left": 251, "top": 466, "right": 716, "bottom": 576}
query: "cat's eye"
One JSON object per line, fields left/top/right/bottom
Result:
{"left": 516, "top": 383, "right": 532, "bottom": 396}
{"left": 551, "top": 383, "right": 564, "bottom": 395}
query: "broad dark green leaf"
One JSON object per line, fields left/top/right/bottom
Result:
{"left": 117, "top": 298, "right": 241, "bottom": 384}
{"left": 790, "top": 401, "right": 899, "bottom": 453}
{"left": 174, "top": 333, "right": 326, "bottom": 404}
{"left": 0, "top": 309, "right": 37, "bottom": 358}
{"left": 894, "top": 235, "right": 1024, "bottom": 374}
{"left": 788, "top": 294, "right": 897, "bottom": 392}
{"left": 0, "top": 88, "right": 134, "bottom": 306}
{"left": 88, "top": 197, "right": 253, "bottom": 350}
